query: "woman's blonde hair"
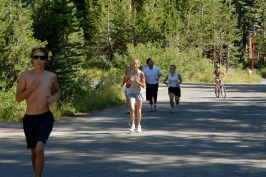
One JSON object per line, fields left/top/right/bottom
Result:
{"left": 132, "top": 59, "right": 141, "bottom": 67}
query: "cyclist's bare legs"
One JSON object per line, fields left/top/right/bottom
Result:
{"left": 215, "top": 79, "right": 219, "bottom": 88}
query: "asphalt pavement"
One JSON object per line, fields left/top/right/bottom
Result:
{"left": 0, "top": 82, "right": 266, "bottom": 177}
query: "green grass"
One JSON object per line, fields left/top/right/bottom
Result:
{"left": 223, "top": 68, "right": 261, "bottom": 83}
{"left": 72, "top": 87, "right": 124, "bottom": 113}
{"left": 186, "top": 66, "right": 261, "bottom": 84}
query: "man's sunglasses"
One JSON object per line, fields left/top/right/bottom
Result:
{"left": 33, "top": 55, "right": 46, "bottom": 60}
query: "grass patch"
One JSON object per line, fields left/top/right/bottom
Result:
{"left": 188, "top": 66, "right": 261, "bottom": 83}
{"left": 73, "top": 88, "right": 124, "bottom": 113}
{"left": 223, "top": 68, "right": 261, "bottom": 83}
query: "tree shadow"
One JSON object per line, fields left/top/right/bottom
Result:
{"left": 1, "top": 83, "right": 266, "bottom": 177}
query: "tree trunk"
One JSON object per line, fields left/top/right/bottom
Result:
{"left": 235, "top": 0, "right": 246, "bottom": 63}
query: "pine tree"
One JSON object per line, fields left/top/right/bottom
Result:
{"left": 30, "top": 0, "right": 85, "bottom": 100}
{"left": 235, "top": 0, "right": 260, "bottom": 63}
{"left": 0, "top": 0, "right": 43, "bottom": 89}
{"left": 134, "top": 0, "right": 181, "bottom": 48}
{"left": 176, "top": 0, "right": 240, "bottom": 68}
{"left": 250, "top": 0, "right": 266, "bottom": 68}
{"left": 84, "top": 0, "right": 114, "bottom": 61}
{"left": 84, "top": 0, "right": 140, "bottom": 62}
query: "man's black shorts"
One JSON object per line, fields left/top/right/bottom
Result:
{"left": 146, "top": 83, "right": 159, "bottom": 100}
{"left": 168, "top": 87, "right": 181, "bottom": 97}
{"left": 23, "top": 111, "right": 54, "bottom": 149}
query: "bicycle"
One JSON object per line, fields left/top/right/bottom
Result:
{"left": 215, "top": 78, "right": 226, "bottom": 99}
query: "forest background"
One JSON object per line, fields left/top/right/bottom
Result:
{"left": 0, "top": 0, "right": 265, "bottom": 122}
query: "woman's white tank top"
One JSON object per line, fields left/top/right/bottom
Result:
{"left": 168, "top": 72, "right": 179, "bottom": 87}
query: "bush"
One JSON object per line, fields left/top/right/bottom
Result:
{"left": 261, "top": 68, "right": 266, "bottom": 78}
{"left": 0, "top": 87, "right": 26, "bottom": 122}
{"left": 72, "top": 68, "right": 124, "bottom": 113}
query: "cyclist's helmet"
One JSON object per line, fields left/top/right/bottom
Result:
{"left": 215, "top": 64, "right": 220, "bottom": 68}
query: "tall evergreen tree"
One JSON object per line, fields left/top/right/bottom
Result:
{"left": 134, "top": 0, "right": 167, "bottom": 44}
{"left": 0, "top": 0, "right": 43, "bottom": 89}
{"left": 109, "top": 0, "right": 137, "bottom": 55}
{"left": 250, "top": 0, "right": 266, "bottom": 67}
{"left": 136, "top": 0, "right": 181, "bottom": 48}
{"left": 30, "top": 0, "right": 85, "bottom": 100}
{"left": 235, "top": 0, "right": 260, "bottom": 63}
{"left": 84, "top": 0, "right": 139, "bottom": 61}
{"left": 84, "top": 0, "right": 113, "bottom": 61}
{"left": 177, "top": 0, "right": 240, "bottom": 68}
{"left": 178, "top": 0, "right": 227, "bottom": 51}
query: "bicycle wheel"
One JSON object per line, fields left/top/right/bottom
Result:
{"left": 220, "top": 84, "right": 226, "bottom": 99}
{"left": 215, "top": 86, "right": 219, "bottom": 98}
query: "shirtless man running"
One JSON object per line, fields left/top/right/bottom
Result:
{"left": 16, "top": 47, "right": 60, "bottom": 177}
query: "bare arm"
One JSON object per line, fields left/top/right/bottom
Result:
{"left": 156, "top": 68, "right": 162, "bottom": 81}
{"left": 121, "top": 76, "right": 126, "bottom": 87}
{"left": 121, "top": 74, "right": 130, "bottom": 87}
{"left": 213, "top": 71, "right": 216, "bottom": 78}
{"left": 156, "top": 73, "right": 162, "bottom": 81}
{"left": 163, "top": 74, "right": 168, "bottom": 85}
{"left": 139, "top": 72, "right": 146, "bottom": 88}
{"left": 221, "top": 70, "right": 226, "bottom": 76}
{"left": 178, "top": 74, "right": 182, "bottom": 84}
{"left": 16, "top": 72, "right": 40, "bottom": 102}
{"left": 47, "top": 75, "right": 60, "bottom": 103}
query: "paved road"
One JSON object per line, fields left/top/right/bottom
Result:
{"left": 1, "top": 83, "right": 266, "bottom": 177}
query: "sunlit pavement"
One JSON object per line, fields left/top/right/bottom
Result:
{"left": 1, "top": 82, "right": 266, "bottom": 177}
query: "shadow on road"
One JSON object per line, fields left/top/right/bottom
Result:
{"left": 0, "top": 83, "right": 266, "bottom": 177}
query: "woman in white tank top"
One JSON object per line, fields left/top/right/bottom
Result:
{"left": 163, "top": 65, "right": 182, "bottom": 113}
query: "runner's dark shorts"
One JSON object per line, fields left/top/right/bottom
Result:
{"left": 146, "top": 83, "right": 159, "bottom": 101}
{"left": 23, "top": 111, "right": 54, "bottom": 149}
{"left": 168, "top": 87, "right": 181, "bottom": 97}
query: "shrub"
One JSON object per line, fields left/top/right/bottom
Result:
{"left": 0, "top": 87, "right": 26, "bottom": 122}
{"left": 261, "top": 68, "right": 266, "bottom": 78}
{"left": 65, "top": 67, "right": 124, "bottom": 114}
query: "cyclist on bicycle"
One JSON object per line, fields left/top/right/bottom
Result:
{"left": 213, "top": 64, "right": 226, "bottom": 88}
